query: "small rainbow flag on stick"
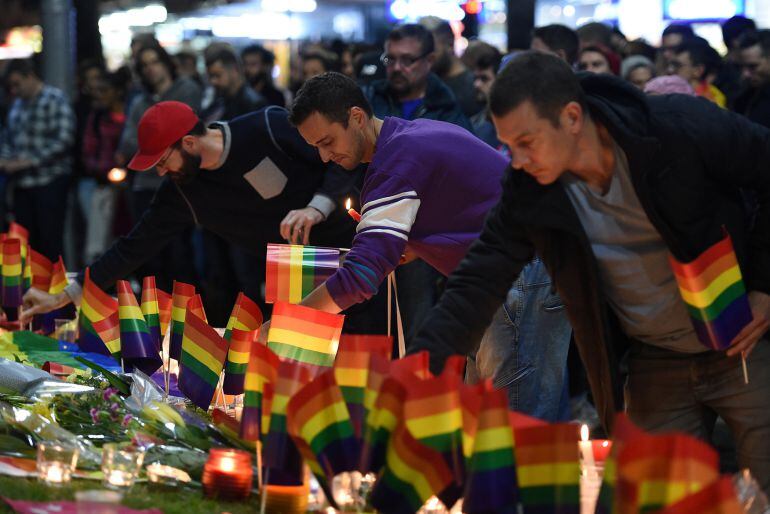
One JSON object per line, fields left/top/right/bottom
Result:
{"left": 117, "top": 280, "right": 162, "bottom": 375}
{"left": 79, "top": 269, "right": 120, "bottom": 358}
{"left": 655, "top": 477, "right": 743, "bottom": 514}
{"left": 178, "top": 310, "right": 228, "bottom": 410}
{"left": 140, "top": 276, "right": 162, "bottom": 348}
{"left": 169, "top": 281, "right": 196, "bottom": 360}
{"left": 157, "top": 289, "right": 172, "bottom": 341}
{"left": 223, "top": 292, "right": 263, "bottom": 340}
{"left": 28, "top": 249, "right": 52, "bottom": 291}
{"left": 222, "top": 328, "right": 256, "bottom": 395}
{"left": 22, "top": 246, "right": 31, "bottom": 291}
{"left": 240, "top": 341, "right": 280, "bottom": 443}
{"left": 7, "top": 222, "right": 28, "bottom": 244}
{"left": 265, "top": 244, "right": 340, "bottom": 304}
{"left": 267, "top": 301, "right": 343, "bottom": 372}
{"left": 1, "top": 238, "right": 23, "bottom": 307}
{"left": 669, "top": 233, "right": 753, "bottom": 350}
{"left": 49, "top": 257, "right": 68, "bottom": 295}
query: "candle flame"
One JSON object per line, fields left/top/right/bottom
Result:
{"left": 345, "top": 198, "right": 352, "bottom": 210}
{"left": 108, "top": 167, "right": 127, "bottom": 183}
{"left": 580, "top": 424, "right": 589, "bottom": 442}
{"left": 220, "top": 457, "right": 236, "bottom": 472}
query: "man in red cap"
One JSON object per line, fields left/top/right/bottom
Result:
{"left": 21, "top": 101, "right": 360, "bottom": 324}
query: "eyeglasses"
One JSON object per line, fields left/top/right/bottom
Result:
{"left": 156, "top": 147, "right": 174, "bottom": 170}
{"left": 380, "top": 52, "right": 430, "bottom": 68}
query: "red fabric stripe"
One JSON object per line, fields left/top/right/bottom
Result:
{"left": 183, "top": 310, "right": 228, "bottom": 362}
{"left": 668, "top": 234, "right": 735, "bottom": 279}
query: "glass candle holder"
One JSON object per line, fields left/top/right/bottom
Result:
{"left": 37, "top": 441, "right": 79, "bottom": 486}
{"left": 202, "top": 448, "right": 253, "bottom": 500}
{"left": 101, "top": 444, "right": 145, "bottom": 491}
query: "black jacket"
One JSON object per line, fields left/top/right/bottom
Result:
{"left": 410, "top": 74, "right": 770, "bottom": 433}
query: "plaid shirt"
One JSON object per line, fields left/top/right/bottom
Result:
{"left": 1, "top": 85, "right": 75, "bottom": 188}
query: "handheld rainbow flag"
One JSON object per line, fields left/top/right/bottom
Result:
{"left": 265, "top": 244, "right": 340, "bottom": 304}
{"left": 140, "top": 276, "right": 162, "bottom": 348}
{"left": 1, "top": 238, "right": 23, "bottom": 307}
{"left": 513, "top": 422, "right": 581, "bottom": 514}
{"left": 240, "top": 340, "right": 280, "bottom": 442}
{"left": 222, "top": 328, "right": 256, "bottom": 395}
{"left": 669, "top": 233, "right": 753, "bottom": 350}
{"left": 223, "top": 292, "right": 263, "bottom": 341}
{"left": 29, "top": 249, "right": 52, "bottom": 291}
{"left": 655, "top": 477, "right": 742, "bottom": 514}
{"left": 78, "top": 269, "right": 120, "bottom": 358}
{"left": 169, "top": 281, "right": 196, "bottom": 360}
{"left": 178, "top": 309, "right": 228, "bottom": 410}
{"left": 463, "top": 383, "right": 519, "bottom": 514}
{"left": 267, "top": 301, "right": 343, "bottom": 372}
{"left": 286, "top": 368, "right": 360, "bottom": 506}
{"left": 157, "top": 289, "right": 172, "bottom": 341}
{"left": 49, "top": 257, "right": 68, "bottom": 295}
{"left": 117, "top": 280, "right": 162, "bottom": 375}
{"left": 370, "top": 420, "right": 456, "bottom": 514}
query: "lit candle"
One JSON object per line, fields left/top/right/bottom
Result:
{"left": 578, "top": 424, "right": 595, "bottom": 475}
{"left": 202, "top": 448, "right": 252, "bottom": 500}
{"left": 146, "top": 463, "right": 191, "bottom": 484}
{"left": 106, "top": 469, "right": 134, "bottom": 488}
{"left": 346, "top": 198, "right": 361, "bottom": 222}
{"left": 41, "top": 462, "right": 66, "bottom": 484}
{"left": 107, "top": 167, "right": 127, "bottom": 183}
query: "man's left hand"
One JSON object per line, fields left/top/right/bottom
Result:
{"left": 727, "top": 291, "right": 770, "bottom": 357}
{"left": 280, "top": 207, "right": 324, "bottom": 245}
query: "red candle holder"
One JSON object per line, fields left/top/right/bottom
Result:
{"left": 202, "top": 448, "right": 253, "bottom": 500}
{"left": 591, "top": 439, "right": 612, "bottom": 463}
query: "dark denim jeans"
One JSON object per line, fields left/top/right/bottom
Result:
{"left": 467, "top": 258, "right": 573, "bottom": 421}
{"left": 626, "top": 338, "right": 770, "bottom": 495}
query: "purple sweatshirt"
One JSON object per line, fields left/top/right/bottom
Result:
{"left": 326, "top": 117, "right": 508, "bottom": 310}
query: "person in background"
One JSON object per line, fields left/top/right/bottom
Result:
{"left": 659, "top": 22, "right": 695, "bottom": 72}
{"left": 621, "top": 55, "right": 655, "bottom": 90}
{"left": 576, "top": 21, "right": 613, "bottom": 48}
{"left": 202, "top": 47, "right": 266, "bottom": 123}
{"left": 668, "top": 38, "right": 726, "bottom": 107}
{"left": 530, "top": 24, "right": 580, "bottom": 66}
{"left": 302, "top": 51, "right": 337, "bottom": 82}
{"left": 78, "top": 67, "right": 130, "bottom": 264}
{"left": 241, "top": 44, "right": 286, "bottom": 108}
{"left": 0, "top": 57, "right": 75, "bottom": 261}
{"left": 423, "top": 17, "right": 483, "bottom": 118}
{"left": 174, "top": 50, "right": 203, "bottom": 88}
{"left": 470, "top": 44, "right": 504, "bottom": 150}
{"left": 718, "top": 15, "right": 756, "bottom": 106}
{"left": 578, "top": 44, "right": 620, "bottom": 75}
{"left": 735, "top": 30, "right": 770, "bottom": 128}
{"left": 624, "top": 39, "right": 658, "bottom": 63}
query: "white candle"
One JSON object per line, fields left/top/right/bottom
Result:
{"left": 41, "top": 462, "right": 66, "bottom": 484}
{"left": 578, "top": 424, "right": 596, "bottom": 477}
{"left": 106, "top": 469, "right": 134, "bottom": 488}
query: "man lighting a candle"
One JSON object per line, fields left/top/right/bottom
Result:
{"left": 273, "top": 72, "right": 573, "bottom": 421}
{"left": 410, "top": 52, "right": 770, "bottom": 493}
{"left": 20, "top": 101, "right": 357, "bottom": 323}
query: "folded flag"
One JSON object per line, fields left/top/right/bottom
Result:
{"left": 92, "top": 312, "right": 122, "bottom": 361}
{"left": 42, "top": 361, "right": 78, "bottom": 377}
{"left": 187, "top": 294, "right": 207, "bottom": 322}
{"left": 117, "top": 280, "right": 162, "bottom": 376}
{"left": 267, "top": 301, "right": 343, "bottom": 372}
{"left": 265, "top": 243, "right": 340, "bottom": 304}
{"left": 78, "top": 269, "right": 120, "bottom": 357}
{"left": 169, "top": 281, "right": 196, "bottom": 360}
{"left": 140, "top": 276, "right": 162, "bottom": 349}
{"left": 157, "top": 289, "right": 172, "bottom": 342}
{"left": 513, "top": 422, "right": 581, "bottom": 514}
{"left": 224, "top": 292, "right": 263, "bottom": 341}
{"left": 655, "top": 477, "right": 742, "bottom": 514}
{"left": 240, "top": 340, "right": 280, "bottom": 442}
{"left": 2, "top": 238, "right": 23, "bottom": 308}
{"left": 49, "top": 257, "right": 68, "bottom": 295}
{"left": 222, "top": 328, "right": 256, "bottom": 395}
{"left": 29, "top": 249, "right": 52, "bottom": 291}
{"left": 669, "top": 233, "right": 753, "bottom": 350}
{"left": 178, "top": 309, "right": 228, "bottom": 410}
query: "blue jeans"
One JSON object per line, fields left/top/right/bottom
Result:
{"left": 467, "top": 258, "right": 572, "bottom": 421}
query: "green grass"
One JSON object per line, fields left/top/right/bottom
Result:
{"left": 0, "top": 476, "right": 263, "bottom": 513}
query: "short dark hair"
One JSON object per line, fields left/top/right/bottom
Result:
{"left": 576, "top": 22, "right": 613, "bottom": 48}
{"left": 490, "top": 51, "right": 586, "bottom": 127}
{"left": 430, "top": 20, "right": 454, "bottom": 48}
{"left": 662, "top": 23, "right": 695, "bottom": 39}
{"left": 532, "top": 24, "right": 579, "bottom": 64}
{"left": 302, "top": 51, "right": 336, "bottom": 73}
{"left": 5, "top": 58, "right": 40, "bottom": 80}
{"left": 289, "top": 71, "right": 373, "bottom": 127}
{"left": 387, "top": 24, "right": 435, "bottom": 56}
{"left": 135, "top": 42, "right": 177, "bottom": 92}
{"left": 738, "top": 29, "right": 770, "bottom": 55}
{"left": 475, "top": 47, "right": 502, "bottom": 74}
{"left": 722, "top": 15, "right": 756, "bottom": 47}
{"left": 241, "top": 44, "right": 275, "bottom": 66}
{"left": 205, "top": 48, "right": 240, "bottom": 71}
{"left": 675, "top": 38, "right": 722, "bottom": 79}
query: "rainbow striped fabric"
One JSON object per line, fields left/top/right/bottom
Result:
{"left": 265, "top": 244, "right": 340, "bottom": 304}
{"left": 267, "top": 301, "right": 343, "bottom": 371}
{"left": 2, "top": 238, "right": 23, "bottom": 307}
{"left": 22, "top": 246, "right": 31, "bottom": 291}
{"left": 286, "top": 368, "right": 360, "bottom": 506}
{"left": 222, "top": 328, "right": 256, "bottom": 395}
{"left": 178, "top": 309, "right": 228, "bottom": 410}
{"left": 513, "top": 422, "right": 581, "bottom": 514}
{"left": 140, "top": 276, "right": 162, "bottom": 349}
{"left": 370, "top": 421, "right": 455, "bottom": 514}
{"left": 117, "top": 280, "right": 161, "bottom": 375}
{"left": 240, "top": 341, "right": 280, "bottom": 443}
{"left": 7, "top": 222, "right": 28, "bottom": 244}
{"left": 669, "top": 233, "right": 753, "bottom": 350}
{"left": 223, "top": 292, "right": 263, "bottom": 341}
{"left": 28, "top": 249, "right": 52, "bottom": 291}
{"left": 655, "top": 477, "right": 742, "bottom": 514}
{"left": 48, "top": 257, "right": 68, "bottom": 295}
{"left": 595, "top": 414, "right": 646, "bottom": 514}
{"left": 78, "top": 269, "right": 120, "bottom": 358}
{"left": 169, "top": 281, "right": 196, "bottom": 360}
{"left": 157, "top": 288, "right": 172, "bottom": 343}
{"left": 463, "top": 384, "right": 519, "bottom": 514}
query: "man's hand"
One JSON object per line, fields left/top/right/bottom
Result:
{"left": 20, "top": 288, "right": 71, "bottom": 324}
{"left": 280, "top": 207, "right": 325, "bottom": 245}
{"left": 727, "top": 291, "right": 770, "bottom": 357}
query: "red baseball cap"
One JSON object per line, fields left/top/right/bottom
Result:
{"left": 128, "top": 101, "right": 199, "bottom": 171}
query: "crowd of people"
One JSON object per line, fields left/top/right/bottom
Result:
{"left": 2, "top": 12, "right": 770, "bottom": 493}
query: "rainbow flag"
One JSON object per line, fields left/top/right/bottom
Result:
{"left": 595, "top": 414, "right": 647, "bottom": 514}
{"left": 463, "top": 384, "right": 519, "bottom": 514}
{"left": 22, "top": 246, "right": 31, "bottom": 291}
{"left": 265, "top": 244, "right": 340, "bottom": 304}
{"left": 169, "top": 281, "right": 196, "bottom": 360}
{"left": 2, "top": 238, "right": 23, "bottom": 307}
{"left": 187, "top": 294, "right": 207, "bottom": 322}
{"left": 267, "top": 301, "right": 343, "bottom": 371}
{"left": 49, "top": 257, "right": 67, "bottom": 295}
{"left": 224, "top": 292, "right": 263, "bottom": 341}
{"left": 669, "top": 233, "right": 753, "bottom": 350}
{"left": 157, "top": 289, "right": 172, "bottom": 342}
{"left": 286, "top": 368, "right": 360, "bottom": 505}
{"left": 7, "top": 222, "right": 28, "bottom": 244}
{"left": 28, "top": 249, "right": 52, "bottom": 291}
{"left": 222, "top": 328, "right": 256, "bottom": 395}
{"left": 655, "top": 477, "right": 742, "bottom": 514}
{"left": 140, "top": 276, "right": 162, "bottom": 349}
{"left": 513, "top": 423, "right": 581, "bottom": 514}
{"left": 78, "top": 269, "right": 120, "bottom": 358}
{"left": 117, "top": 280, "right": 161, "bottom": 375}
{"left": 370, "top": 421, "right": 456, "bottom": 514}
{"left": 212, "top": 408, "right": 257, "bottom": 451}
{"left": 240, "top": 341, "right": 280, "bottom": 442}
{"left": 178, "top": 309, "right": 228, "bottom": 410}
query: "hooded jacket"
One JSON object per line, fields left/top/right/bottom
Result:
{"left": 410, "top": 73, "right": 770, "bottom": 433}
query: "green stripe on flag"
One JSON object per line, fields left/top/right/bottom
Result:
{"left": 520, "top": 484, "right": 580, "bottom": 506}
{"left": 179, "top": 349, "right": 220, "bottom": 387}
{"left": 309, "top": 419, "right": 355, "bottom": 456}
{"left": 244, "top": 390, "right": 263, "bottom": 408}
{"left": 470, "top": 448, "right": 515, "bottom": 472}
{"left": 267, "top": 341, "right": 334, "bottom": 367}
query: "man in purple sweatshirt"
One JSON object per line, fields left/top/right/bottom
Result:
{"left": 281, "top": 72, "right": 572, "bottom": 420}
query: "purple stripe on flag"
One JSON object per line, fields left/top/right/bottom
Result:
{"left": 178, "top": 366, "right": 217, "bottom": 410}
{"left": 692, "top": 294, "right": 753, "bottom": 350}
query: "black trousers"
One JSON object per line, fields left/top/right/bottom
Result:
{"left": 13, "top": 175, "right": 69, "bottom": 261}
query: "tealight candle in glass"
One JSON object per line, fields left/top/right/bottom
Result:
{"left": 202, "top": 448, "right": 253, "bottom": 500}
{"left": 37, "top": 441, "right": 79, "bottom": 486}
{"left": 101, "top": 444, "right": 145, "bottom": 491}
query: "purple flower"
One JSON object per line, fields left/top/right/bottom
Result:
{"left": 110, "top": 403, "right": 120, "bottom": 413}
{"left": 121, "top": 414, "right": 133, "bottom": 427}
{"left": 102, "top": 388, "right": 117, "bottom": 401}
{"left": 90, "top": 407, "right": 100, "bottom": 424}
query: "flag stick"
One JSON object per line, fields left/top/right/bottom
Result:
{"left": 259, "top": 467, "right": 270, "bottom": 514}
{"left": 256, "top": 440, "right": 264, "bottom": 490}
{"left": 742, "top": 351, "right": 749, "bottom": 385}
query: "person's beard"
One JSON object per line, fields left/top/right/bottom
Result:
{"left": 249, "top": 70, "right": 269, "bottom": 87}
{"left": 169, "top": 150, "right": 201, "bottom": 185}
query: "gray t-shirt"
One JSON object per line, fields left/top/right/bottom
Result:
{"left": 561, "top": 143, "right": 705, "bottom": 353}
